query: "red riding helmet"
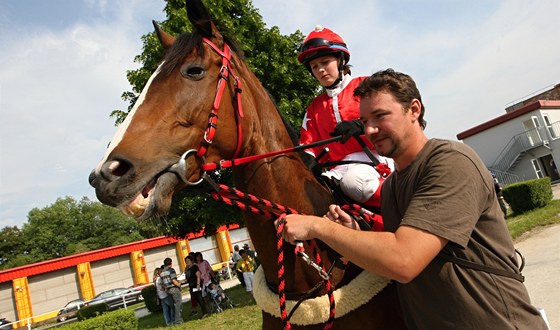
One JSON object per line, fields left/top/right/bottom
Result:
{"left": 298, "top": 25, "right": 350, "bottom": 67}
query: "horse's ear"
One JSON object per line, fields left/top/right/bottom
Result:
{"left": 152, "top": 20, "right": 175, "bottom": 50}
{"left": 186, "top": 0, "right": 224, "bottom": 45}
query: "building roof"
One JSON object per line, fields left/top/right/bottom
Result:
{"left": 0, "top": 224, "right": 239, "bottom": 283}
{"left": 456, "top": 100, "right": 560, "bottom": 140}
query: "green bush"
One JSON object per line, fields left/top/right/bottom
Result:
{"left": 77, "top": 303, "right": 109, "bottom": 321}
{"left": 142, "top": 284, "right": 162, "bottom": 313}
{"left": 59, "top": 309, "right": 137, "bottom": 330}
{"left": 502, "top": 177, "right": 553, "bottom": 214}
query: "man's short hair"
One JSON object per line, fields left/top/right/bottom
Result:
{"left": 164, "top": 257, "right": 172, "bottom": 266}
{"left": 354, "top": 68, "right": 426, "bottom": 130}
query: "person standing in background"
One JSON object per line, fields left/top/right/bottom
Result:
{"left": 232, "top": 245, "right": 245, "bottom": 287}
{"left": 153, "top": 266, "right": 174, "bottom": 326}
{"left": 160, "top": 257, "right": 183, "bottom": 325}
{"left": 236, "top": 249, "right": 256, "bottom": 297}
{"left": 184, "top": 255, "right": 209, "bottom": 318}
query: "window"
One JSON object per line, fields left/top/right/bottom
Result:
{"left": 532, "top": 159, "right": 544, "bottom": 178}
{"left": 543, "top": 114, "right": 558, "bottom": 139}
{"left": 523, "top": 117, "right": 542, "bottom": 146}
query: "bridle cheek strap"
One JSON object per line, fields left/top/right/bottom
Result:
{"left": 197, "top": 37, "right": 244, "bottom": 160}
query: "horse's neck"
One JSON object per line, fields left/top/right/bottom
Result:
{"left": 231, "top": 102, "right": 335, "bottom": 292}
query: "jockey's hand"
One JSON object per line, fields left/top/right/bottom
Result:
{"left": 330, "top": 120, "right": 364, "bottom": 143}
{"left": 324, "top": 204, "right": 359, "bottom": 230}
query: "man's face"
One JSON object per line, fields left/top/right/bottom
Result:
{"left": 359, "top": 91, "right": 411, "bottom": 158}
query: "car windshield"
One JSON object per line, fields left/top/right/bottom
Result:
{"left": 114, "top": 288, "right": 129, "bottom": 295}
{"left": 66, "top": 300, "right": 82, "bottom": 308}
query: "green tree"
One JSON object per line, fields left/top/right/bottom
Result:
{"left": 0, "top": 226, "right": 26, "bottom": 268}
{"left": 110, "top": 0, "right": 319, "bottom": 236}
{"left": 0, "top": 197, "right": 158, "bottom": 269}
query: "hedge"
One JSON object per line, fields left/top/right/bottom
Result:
{"left": 502, "top": 177, "right": 553, "bottom": 213}
{"left": 141, "top": 284, "right": 162, "bottom": 313}
{"left": 58, "top": 309, "right": 137, "bottom": 330}
{"left": 77, "top": 303, "right": 109, "bottom": 321}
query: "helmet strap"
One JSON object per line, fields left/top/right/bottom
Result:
{"left": 325, "top": 55, "right": 345, "bottom": 89}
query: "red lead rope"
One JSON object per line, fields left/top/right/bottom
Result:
{"left": 277, "top": 215, "right": 334, "bottom": 330}
{"left": 210, "top": 184, "right": 380, "bottom": 329}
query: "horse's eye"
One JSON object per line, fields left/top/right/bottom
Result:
{"left": 182, "top": 66, "right": 205, "bottom": 80}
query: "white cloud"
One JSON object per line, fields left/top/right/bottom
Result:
{"left": 1, "top": 0, "right": 559, "bottom": 228}
{"left": 0, "top": 0, "right": 166, "bottom": 228}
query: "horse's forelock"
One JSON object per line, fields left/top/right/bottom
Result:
{"left": 159, "top": 30, "right": 244, "bottom": 77}
{"left": 160, "top": 32, "right": 200, "bottom": 76}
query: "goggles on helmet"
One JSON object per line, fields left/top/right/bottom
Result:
{"left": 300, "top": 38, "right": 347, "bottom": 54}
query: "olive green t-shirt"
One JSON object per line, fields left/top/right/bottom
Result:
{"left": 381, "top": 139, "right": 547, "bottom": 329}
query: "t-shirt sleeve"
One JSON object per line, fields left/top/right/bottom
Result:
{"left": 169, "top": 267, "right": 177, "bottom": 280}
{"left": 401, "top": 147, "right": 490, "bottom": 247}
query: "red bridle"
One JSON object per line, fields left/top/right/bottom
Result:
{"left": 196, "top": 37, "right": 244, "bottom": 159}
{"left": 169, "top": 37, "right": 244, "bottom": 185}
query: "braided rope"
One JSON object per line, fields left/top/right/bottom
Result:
{"left": 276, "top": 214, "right": 291, "bottom": 329}
{"left": 209, "top": 184, "right": 343, "bottom": 329}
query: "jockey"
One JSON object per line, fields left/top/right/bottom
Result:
{"left": 297, "top": 26, "right": 393, "bottom": 225}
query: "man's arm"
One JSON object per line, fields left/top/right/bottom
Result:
{"left": 281, "top": 212, "right": 447, "bottom": 283}
{"left": 172, "top": 278, "right": 182, "bottom": 287}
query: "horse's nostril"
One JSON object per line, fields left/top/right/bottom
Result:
{"left": 88, "top": 170, "right": 98, "bottom": 186}
{"left": 101, "top": 160, "right": 131, "bottom": 181}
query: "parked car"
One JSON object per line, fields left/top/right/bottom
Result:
{"left": 85, "top": 288, "right": 142, "bottom": 310}
{"left": 0, "top": 316, "right": 12, "bottom": 330}
{"left": 56, "top": 298, "right": 85, "bottom": 322}
{"left": 128, "top": 282, "right": 152, "bottom": 292}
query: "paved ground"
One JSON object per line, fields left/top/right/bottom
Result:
{"left": 515, "top": 224, "right": 559, "bottom": 329}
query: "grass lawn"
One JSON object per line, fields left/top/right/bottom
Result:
{"left": 137, "top": 284, "right": 262, "bottom": 329}
{"left": 135, "top": 200, "right": 560, "bottom": 329}
{"left": 507, "top": 199, "right": 560, "bottom": 241}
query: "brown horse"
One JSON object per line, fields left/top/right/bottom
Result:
{"left": 89, "top": 0, "right": 404, "bottom": 328}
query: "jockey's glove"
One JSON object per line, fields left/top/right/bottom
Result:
{"left": 330, "top": 119, "right": 364, "bottom": 143}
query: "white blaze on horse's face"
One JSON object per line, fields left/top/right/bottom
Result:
{"left": 94, "top": 63, "right": 164, "bottom": 173}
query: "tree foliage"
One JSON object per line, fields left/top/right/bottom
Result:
{"left": 110, "top": 0, "right": 319, "bottom": 236}
{"left": 0, "top": 197, "right": 158, "bottom": 270}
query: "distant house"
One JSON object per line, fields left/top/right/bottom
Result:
{"left": 457, "top": 84, "right": 560, "bottom": 186}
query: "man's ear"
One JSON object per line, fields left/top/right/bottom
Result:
{"left": 409, "top": 99, "right": 422, "bottom": 122}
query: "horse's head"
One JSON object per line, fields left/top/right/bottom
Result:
{"left": 89, "top": 0, "right": 274, "bottom": 220}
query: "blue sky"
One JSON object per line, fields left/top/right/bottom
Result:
{"left": 1, "top": 0, "right": 559, "bottom": 229}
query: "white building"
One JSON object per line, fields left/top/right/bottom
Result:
{"left": 457, "top": 84, "right": 560, "bottom": 186}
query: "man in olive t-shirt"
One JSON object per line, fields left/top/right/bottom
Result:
{"left": 381, "top": 138, "right": 544, "bottom": 328}
{"left": 278, "top": 69, "right": 547, "bottom": 329}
